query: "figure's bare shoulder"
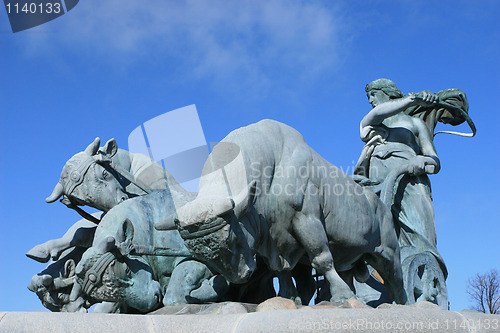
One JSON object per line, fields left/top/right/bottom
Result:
{"left": 409, "top": 114, "right": 433, "bottom": 139}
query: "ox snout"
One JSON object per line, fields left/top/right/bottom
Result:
{"left": 129, "top": 279, "right": 162, "bottom": 313}
{"left": 149, "top": 280, "right": 162, "bottom": 310}
{"left": 140, "top": 280, "right": 162, "bottom": 312}
{"left": 28, "top": 274, "right": 53, "bottom": 292}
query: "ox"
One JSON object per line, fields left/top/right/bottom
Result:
{"left": 27, "top": 137, "right": 193, "bottom": 263}
{"left": 27, "top": 138, "right": 223, "bottom": 312}
{"left": 70, "top": 190, "right": 227, "bottom": 312}
{"left": 156, "top": 119, "right": 408, "bottom": 304}
{"left": 68, "top": 189, "right": 286, "bottom": 312}
{"left": 68, "top": 189, "right": 231, "bottom": 313}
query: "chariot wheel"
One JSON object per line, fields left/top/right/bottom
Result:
{"left": 402, "top": 252, "right": 448, "bottom": 309}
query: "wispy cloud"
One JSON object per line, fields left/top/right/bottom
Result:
{"left": 21, "top": 0, "right": 348, "bottom": 93}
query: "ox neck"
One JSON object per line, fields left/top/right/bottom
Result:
{"left": 116, "top": 149, "right": 194, "bottom": 199}
{"left": 112, "top": 150, "right": 146, "bottom": 197}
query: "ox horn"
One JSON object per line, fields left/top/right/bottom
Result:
{"left": 211, "top": 197, "right": 235, "bottom": 218}
{"left": 155, "top": 214, "right": 177, "bottom": 231}
{"left": 84, "top": 137, "right": 100, "bottom": 156}
{"left": 69, "top": 282, "right": 83, "bottom": 302}
{"left": 178, "top": 196, "right": 235, "bottom": 228}
{"left": 54, "top": 276, "right": 75, "bottom": 289}
{"left": 45, "top": 182, "right": 64, "bottom": 203}
{"left": 96, "top": 237, "right": 116, "bottom": 254}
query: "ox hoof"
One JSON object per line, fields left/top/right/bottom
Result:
{"left": 26, "top": 244, "right": 60, "bottom": 263}
{"left": 341, "top": 297, "right": 370, "bottom": 309}
{"left": 26, "top": 245, "right": 51, "bottom": 263}
{"left": 330, "top": 292, "right": 355, "bottom": 305}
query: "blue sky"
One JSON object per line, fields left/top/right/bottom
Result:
{"left": 0, "top": 0, "right": 498, "bottom": 311}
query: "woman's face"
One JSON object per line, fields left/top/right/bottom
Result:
{"left": 367, "top": 89, "right": 390, "bottom": 107}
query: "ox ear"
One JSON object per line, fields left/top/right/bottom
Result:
{"left": 117, "top": 219, "right": 134, "bottom": 243}
{"left": 84, "top": 137, "right": 101, "bottom": 156}
{"left": 116, "top": 219, "right": 135, "bottom": 256}
{"left": 233, "top": 180, "right": 257, "bottom": 217}
{"left": 103, "top": 138, "right": 118, "bottom": 158}
{"left": 64, "top": 259, "right": 76, "bottom": 278}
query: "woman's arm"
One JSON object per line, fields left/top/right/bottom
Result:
{"left": 361, "top": 91, "right": 439, "bottom": 128}
{"left": 412, "top": 118, "right": 441, "bottom": 175}
{"left": 361, "top": 96, "right": 416, "bottom": 127}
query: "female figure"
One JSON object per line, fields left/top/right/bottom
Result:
{"left": 354, "top": 78, "right": 446, "bottom": 278}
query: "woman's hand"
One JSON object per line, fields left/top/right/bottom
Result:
{"left": 410, "top": 90, "right": 439, "bottom": 107}
{"left": 408, "top": 155, "right": 440, "bottom": 176}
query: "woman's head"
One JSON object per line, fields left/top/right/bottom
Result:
{"left": 365, "top": 79, "right": 404, "bottom": 107}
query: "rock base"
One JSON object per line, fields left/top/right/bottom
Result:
{"left": 1, "top": 300, "right": 499, "bottom": 332}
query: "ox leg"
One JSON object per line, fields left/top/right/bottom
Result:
{"left": 276, "top": 271, "right": 302, "bottom": 305}
{"left": 291, "top": 262, "right": 316, "bottom": 305}
{"left": 189, "top": 275, "right": 229, "bottom": 303}
{"left": 292, "top": 212, "right": 355, "bottom": 303}
{"left": 338, "top": 270, "right": 355, "bottom": 293}
{"left": 27, "top": 219, "right": 96, "bottom": 263}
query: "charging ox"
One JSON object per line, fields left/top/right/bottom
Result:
{"left": 156, "top": 119, "right": 408, "bottom": 305}
{"left": 68, "top": 189, "right": 233, "bottom": 313}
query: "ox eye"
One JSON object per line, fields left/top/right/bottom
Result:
{"left": 125, "top": 266, "right": 131, "bottom": 276}
{"left": 102, "top": 169, "right": 109, "bottom": 180}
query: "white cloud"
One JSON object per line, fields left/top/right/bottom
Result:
{"left": 23, "top": 0, "right": 348, "bottom": 93}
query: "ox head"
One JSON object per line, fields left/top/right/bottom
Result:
{"left": 28, "top": 258, "right": 83, "bottom": 312}
{"left": 156, "top": 181, "right": 258, "bottom": 284}
{"left": 46, "top": 138, "right": 129, "bottom": 212}
{"left": 70, "top": 220, "right": 162, "bottom": 313}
